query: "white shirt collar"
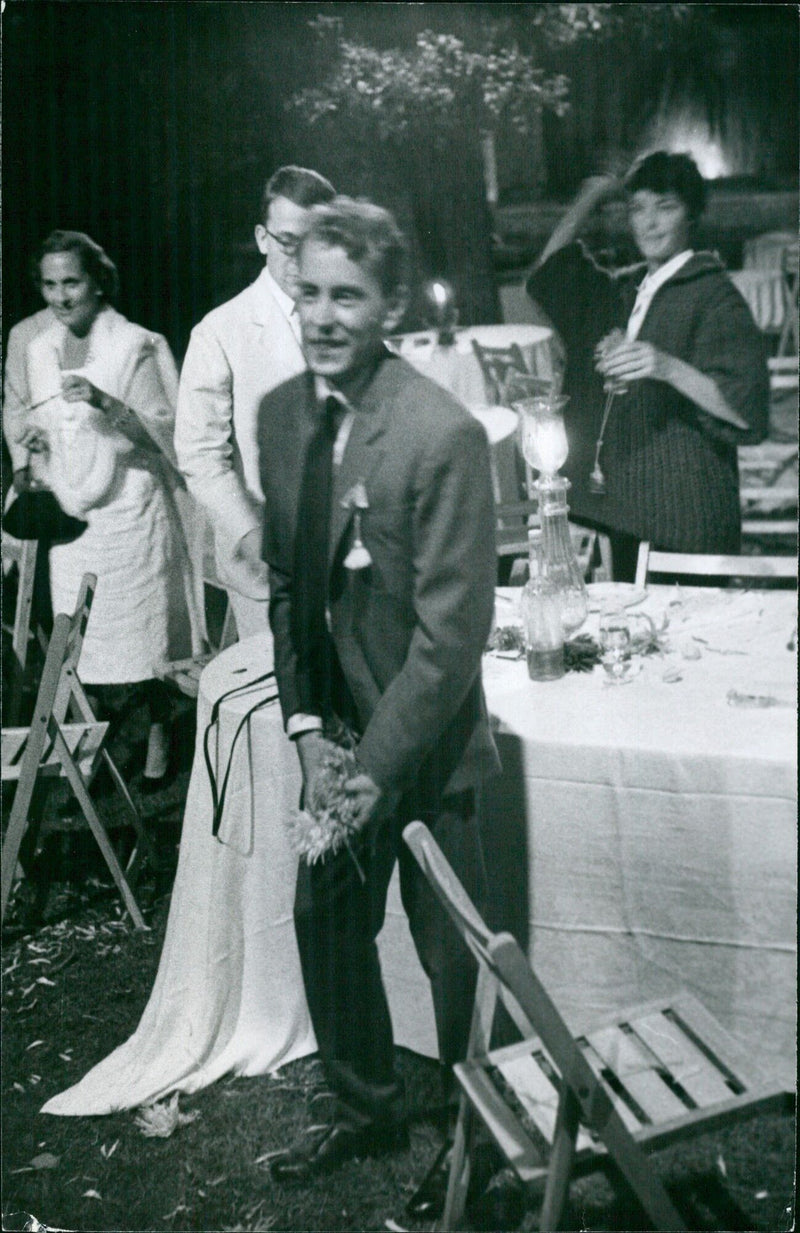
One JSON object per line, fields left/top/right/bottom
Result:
{"left": 627, "top": 250, "right": 694, "bottom": 340}
{"left": 313, "top": 377, "right": 355, "bottom": 464}
{"left": 313, "top": 376, "right": 354, "bottom": 412}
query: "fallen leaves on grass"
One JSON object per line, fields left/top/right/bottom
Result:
{"left": 30, "top": 1152, "right": 59, "bottom": 1170}
{"left": 10, "top": 1152, "right": 60, "bottom": 1175}
{"left": 134, "top": 1092, "right": 200, "bottom": 1138}
{"left": 228, "top": 1200, "right": 277, "bottom": 1231}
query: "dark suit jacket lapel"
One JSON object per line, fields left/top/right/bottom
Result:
{"left": 328, "top": 360, "right": 393, "bottom": 571}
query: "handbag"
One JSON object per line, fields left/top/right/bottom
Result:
{"left": 2, "top": 488, "right": 87, "bottom": 543}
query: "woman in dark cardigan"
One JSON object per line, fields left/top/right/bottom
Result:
{"left": 526, "top": 152, "right": 769, "bottom": 581}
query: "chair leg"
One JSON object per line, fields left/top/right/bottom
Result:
{"left": 1, "top": 760, "right": 49, "bottom": 926}
{"left": 99, "top": 748, "right": 159, "bottom": 878}
{"left": 539, "top": 1085, "right": 581, "bottom": 1232}
{"left": 1, "top": 775, "right": 50, "bottom": 925}
{"left": 440, "top": 1091, "right": 474, "bottom": 1232}
{"left": 66, "top": 680, "right": 158, "bottom": 878}
{"left": 54, "top": 732, "right": 147, "bottom": 930}
{"left": 6, "top": 540, "right": 39, "bottom": 727}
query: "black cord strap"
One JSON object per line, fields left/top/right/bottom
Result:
{"left": 202, "top": 670, "right": 278, "bottom": 840}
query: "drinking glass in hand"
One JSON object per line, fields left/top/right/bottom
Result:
{"left": 594, "top": 330, "right": 629, "bottom": 396}
{"left": 599, "top": 608, "right": 632, "bottom": 684}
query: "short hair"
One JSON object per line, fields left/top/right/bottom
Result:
{"left": 626, "top": 152, "right": 706, "bottom": 222}
{"left": 32, "top": 230, "right": 119, "bottom": 300}
{"left": 298, "top": 197, "right": 409, "bottom": 297}
{"left": 260, "top": 165, "right": 335, "bottom": 226}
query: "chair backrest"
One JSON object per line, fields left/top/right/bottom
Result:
{"left": 51, "top": 573, "right": 97, "bottom": 725}
{"left": 472, "top": 340, "right": 547, "bottom": 406}
{"left": 635, "top": 542, "right": 797, "bottom": 589}
{"left": 403, "top": 821, "right": 496, "bottom": 971}
{"left": 1, "top": 536, "right": 40, "bottom": 726}
{"left": 495, "top": 499, "right": 539, "bottom": 559}
{"left": 404, "top": 819, "right": 599, "bottom": 1049}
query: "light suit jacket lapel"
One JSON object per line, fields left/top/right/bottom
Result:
{"left": 250, "top": 268, "right": 303, "bottom": 367}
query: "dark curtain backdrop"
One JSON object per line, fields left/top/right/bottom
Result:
{"left": 3, "top": 3, "right": 286, "bottom": 361}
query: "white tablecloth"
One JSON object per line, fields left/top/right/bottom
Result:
{"left": 43, "top": 586, "right": 797, "bottom": 1115}
{"left": 392, "top": 324, "right": 554, "bottom": 406}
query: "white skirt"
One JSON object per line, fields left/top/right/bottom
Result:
{"left": 49, "top": 454, "right": 193, "bottom": 684}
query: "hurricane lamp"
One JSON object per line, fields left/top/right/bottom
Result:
{"left": 422, "top": 279, "right": 458, "bottom": 346}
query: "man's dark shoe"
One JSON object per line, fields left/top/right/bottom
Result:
{"left": 269, "top": 1119, "right": 408, "bottom": 1182}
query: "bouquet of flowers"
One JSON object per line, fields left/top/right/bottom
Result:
{"left": 287, "top": 744, "right": 366, "bottom": 875}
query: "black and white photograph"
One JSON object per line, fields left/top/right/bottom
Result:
{"left": 1, "top": 4, "right": 797, "bottom": 1231}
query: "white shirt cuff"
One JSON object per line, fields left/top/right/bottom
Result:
{"left": 287, "top": 713, "right": 323, "bottom": 739}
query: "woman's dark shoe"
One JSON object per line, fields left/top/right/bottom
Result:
{"left": 269, "top": 1119, "right": 408, "bottom": 1182}
{"left": 138, "top": 771, "right": 171, "bottom": 796}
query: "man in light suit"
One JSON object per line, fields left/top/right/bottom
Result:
{"left": 175, "top": 165, "right": 334, "bottom": 638}
{"left": 259, "top": 199, "right": 501, "bottom": 1179}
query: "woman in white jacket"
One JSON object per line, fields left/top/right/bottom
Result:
{"left": 17, "top": 230, "right": 202, "bottom": 788}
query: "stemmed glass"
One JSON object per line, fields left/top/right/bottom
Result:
{"left": 599, "top": 607, "right": 633, "bottom": 684}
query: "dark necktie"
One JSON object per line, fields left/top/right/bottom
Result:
{"left": 291, "top": 396, "right": 344, "bottom": 716}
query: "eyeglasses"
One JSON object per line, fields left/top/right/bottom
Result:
{"left": 266, "top": 230, "right": 302, "bottom": 256}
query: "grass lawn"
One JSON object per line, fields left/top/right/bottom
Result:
{"left": 2, "top": 690, "right": 796, "bottom": 1232}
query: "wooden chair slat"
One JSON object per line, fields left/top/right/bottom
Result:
{"left": 631, "top": 1011, "right": 736, "bottom": 1108}
{"left": 578, "top": 1038, "right": 644, "bottom": 1134}
{"left": 493, "top": 1047, "right": 595, "bottom": 1154}
{"left": 585, "top": 1023, "right": 690, "bottom": 1123}
{"left": 636, "top": 542, "right": 798, "bottom": 587}
{"left": 1, "top": 730, "right": 29, "bottom": 769}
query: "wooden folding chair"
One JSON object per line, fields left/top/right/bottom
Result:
{"left": 738, "top": 413, "right": 798, "bottom": 545}
{"left": 635, "top": 543, "right": 797, "bottom": 589}
{"left": 472, "top": 340, "right": 551, "bottom": 407}
{"left": 1, "top": 536, "right": 48, "bottom": 726}
{"left": 403, "top": 821, "right": 790, "bottom": 1232}
{"left": 2, "top": 573, "right": 152, "bottom": 929}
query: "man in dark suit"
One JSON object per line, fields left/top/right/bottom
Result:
{"left": 259, "top": 198, "right": 500, "bottom": 1179}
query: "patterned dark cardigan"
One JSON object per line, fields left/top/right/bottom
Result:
{"left": 527, "top": 243, "right": 769, "bottom": 553}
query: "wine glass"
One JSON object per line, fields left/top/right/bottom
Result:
{"left": 599, "top": 607, "right": 632, "bottom": 684}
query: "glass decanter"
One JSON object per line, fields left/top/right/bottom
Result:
{"left": 516, "top": 391, "right": 588, "bottom": 638}
{"left": 537, "top": 476, "right": 589, "bottom": 637}
{"left": 521, "top": 530, "right": 565, "bottom": 681}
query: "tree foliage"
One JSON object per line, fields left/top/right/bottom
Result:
{"left": 287, "top": 7, "right": 691, "bottom": 144}
{"left": 288, "top": 15, "right": 570, "bottom": 144}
